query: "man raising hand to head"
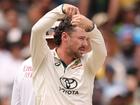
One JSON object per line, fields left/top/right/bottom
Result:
{"left": 30, "top": 3, "right": 107, "bottom": 105}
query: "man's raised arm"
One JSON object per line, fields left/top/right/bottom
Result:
{"left": 30, "top": 5, "right": 65, "bottom": 71}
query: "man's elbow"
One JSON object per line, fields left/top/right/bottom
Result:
{"left": 103, "top": 48, "right": 107, "bottom": 58}
{"left": 100, "top": 46, "right": 107, "bottom": 60}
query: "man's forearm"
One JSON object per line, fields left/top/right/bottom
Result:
{"left": 86, "top": 25, "right": 107, "bottom": 74}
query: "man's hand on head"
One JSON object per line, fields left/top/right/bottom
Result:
{"left": 71, "top": 14, "right": 94, "bottom": 32}
{"left": 62, "top": 4, "right": 94, "bottom": 32}
{"left": 62, "top": 4, "right": 80, "bottom": 17}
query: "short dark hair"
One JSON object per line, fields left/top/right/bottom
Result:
{"left": 53, "top": 17, "right": 75, "bottom": 46}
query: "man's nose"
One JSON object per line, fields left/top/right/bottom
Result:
{"left": 83, "top": 40, "right": 88, "bottom": 46}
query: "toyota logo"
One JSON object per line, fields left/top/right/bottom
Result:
{"left": 60, "top": 77, "right": 78, "bottom": 89}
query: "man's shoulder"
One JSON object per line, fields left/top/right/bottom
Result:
{"left": 22, "top": 57, "right": 32, "bottom": 66}
{"left": 21, "top": 57, "right": 32, "bottom": 74}
{"left": 16, "top": 57, "right": 32, "bottom": 79}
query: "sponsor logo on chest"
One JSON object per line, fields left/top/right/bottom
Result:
{"left": 59, "top": 77, "right": 79, "bottom": 95}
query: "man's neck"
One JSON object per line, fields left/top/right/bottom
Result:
{"left": 56, "top": 47, "right": 74, "bottom": 65}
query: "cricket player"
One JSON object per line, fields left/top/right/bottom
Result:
{"left": 30, "top": 4, "right": 107, "bottom": 105}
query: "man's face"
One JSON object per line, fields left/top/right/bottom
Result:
{"left": 66, "top": 27, "right": 89, "bottom": 58}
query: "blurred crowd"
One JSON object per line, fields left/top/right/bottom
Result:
{"left": 0, "top": 0, "right": 140, "bottom": 105}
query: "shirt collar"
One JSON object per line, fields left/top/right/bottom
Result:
{"left": 52, "top": 48, "right": 81, "bottom": 66}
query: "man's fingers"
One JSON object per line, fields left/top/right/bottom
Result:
{"left": 75, "top": 8, "right": 80, "bottom": 14}
{"left": 71, "top": 14, "right": 82, "bottom": 26}
{"left": 63, "top": 4, "right": 80, "bottom": 17}
{"left": 69, "top": 7, "right": 75, "bottom": 16}
{"left": 71, "top": 21, "right": 78, "bottom": 26}
{"left": 71, "top": 19, "right": 80, "bottom": 26}
{"left": 72, "top": 14, "right": 81, "bottom": 20}
{"left": 67, "top": 8, "right": 80, "bottom": 17}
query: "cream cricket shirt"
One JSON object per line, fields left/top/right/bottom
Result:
{"left": 30, "top": 4, "right": 107, "bottom": 105}
{"left": 11, "top": 58, "right": 35, "bottom": 105}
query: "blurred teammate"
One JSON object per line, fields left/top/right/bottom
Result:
{"left": 30, "top": 4, "right": 107, "bottom": 105}
{"left": 11, "top": 57, "right": 33, "bottom": 105}
{"left": 11, "top": 28, "right": 56, "bottom": 105}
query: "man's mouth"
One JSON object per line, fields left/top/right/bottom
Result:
{"left": 79, "top": 47, "right": 86, "bottom": 51}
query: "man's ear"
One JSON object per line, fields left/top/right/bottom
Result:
{"left": 61, "top": 32, "right": 69, "bottom": 42}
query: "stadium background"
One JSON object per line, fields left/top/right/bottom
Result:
{"left": 0, "top": 0, "right": 140, "bottom": 105}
